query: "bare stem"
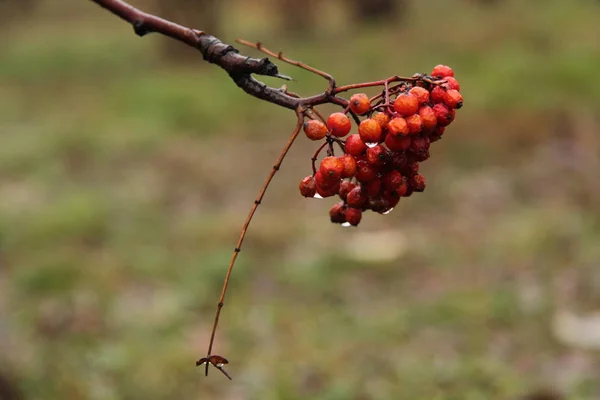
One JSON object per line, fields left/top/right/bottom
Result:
{"left": 204, "top": 109, "right": 305, "bottom": 375}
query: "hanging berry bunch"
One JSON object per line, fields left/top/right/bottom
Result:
{"left": 299, "top": 65, "right": 463, "bottom": 226}
{"left": 89, "top": 0, "right": 465, "bottom": 379}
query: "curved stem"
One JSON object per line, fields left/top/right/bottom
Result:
{"left": 204, "top": 109, "right": 305, "bottom": 375}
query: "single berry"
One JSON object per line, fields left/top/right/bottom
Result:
{"left": 299, "top": 176, "right": 317, "bottom": 197}
{"left": 345, "top": 207, "right": 362, "bottom": 226}
{"left": 339, "top": 154, "right": 357, "bottom": 178}
{"left": 303, "top": 120, "right": 327, "bottom": 141}
{"left": 395, "top": 180, "right": 408, "bottom": 197}
{"left": 432, "top": 103, "right": 455, "bottom": 127}
{"left": 327, "top": 112, "right": 352, "bottom": 137}
{"left": 393, "top": 93, "right": 419, "bottom": 116}
{"left": 316, "top": 177, "right": 341, "bottom": 198}
{"left": 418, "top": 105, "right": 438, "bottom": 131}
{"left": 329, "top": 202, "right": 347, "bottom": 224}
{"left": 346, "top": 186, "right": 367, "bottom": 208}
{"left": 365, "top": 179, "right": 382, "bottom": 197}
{"left": 410, "top": 174, "right": 426, "bottom": 192}
{"left": 358, "top": 118, "right": 383, "bottom": 144}
{"left": 430, "top": 85, "right": 447, "bottom": 104}
{"left": 383, "top": 170, "right": 403, "bottom": 191}
{"left": 338, "top": 180, "right": 357, "bottom": 201}
{"left": 409, "top": 86, "right": 430, "bottom": 104}
{"left": 444, "top": 76, "right": 460, "bottom": 91}
{"left": 405, "top": 114, "right": 423, "bottom": 135}
{"left": 410, "top": 136, "right": 430, "bottom": 155}
{"left": 356, "top": 160, "right": 378, "bottom": 182}
{"left": 412, "top": 149, "right": 430, "bottom": 162}
{"left": 349, "top": 93, "right": 371, "bottom": 115}
{"left": 431, "top": 64, "right": 454, "bottom": 78}
{"left": 314, "top": 170, "right": 338, "bottom": 190}
{"left": 368, "top": 196, "right": 392, "bottom": 214}
{"left": 384, "top": 133, "right": 411, "bottom": 152}
{"left": 319, "top": 156, "right": 344, "bottom": 180}
{"left": 366, "top": 145, "right": 387, "bottom": 167}
{"left": 387, "top": 117, "right": 409, "bottom": 138}
{"left": 382, "top": 189, "right": 401, "bottom": 208}
{"left": 389, "top": 150, "right": 408, "bottom": 169}
{"left": 345, "top": 134, "right": 368, "bottom": 157}
{"left": 443, "top": 89, "right": 463, "bottom": 109}
{"left": 372, "top": 112, "right": 391, "bottom": 131}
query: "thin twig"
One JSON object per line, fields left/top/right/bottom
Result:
{"left": 204, "top": 109, "right": 305, "bottom": 375}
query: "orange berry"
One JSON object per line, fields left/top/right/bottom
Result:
{"left": 430, "top": 85, "right": 446, "bottom": 103}
{"left": 393, "top": 93, "right": 419, "bottom": 116}
{"left": 303, "top": 119, "right": 327, "bottom": 141}
{"left": 327, "top": 112, "right": 352, "bottom": 137}
{"left": 408, "top": 86, "right": 430, "bottom": 104}
{"left": 316, "top": 176, "right": 341, "bottom": 198}
{"left": 418, "top": 106, "right": 437, "bottom": 131}
{"left": 405, "top": 114, "right": 423, "bottom": 135}
{"left": 384, "top": 133, "right": 411, "bottom": 151}
{"left": 358, "top": 118, "right": 382, "bottom": 144}
{"left": 387, "top": 117, "right": 409, "bottom": 138}
{"left": 344, "top": 134, "right": 368, "bottom": 156}
{"left": 319, "top": 156, "right": 344, "bottom": 180}
{"left": 329, "top": 202, "right": 347, "bottom": 223}
{"left": 443, "top": 89, "right": 463, "bottom": 109}
{"left": 298, "top": 176, "right": 317, "bottom": 197}
{"left": 431, "top": 64, "right": 454, "bottom": 78}
{"left": 444, "top": 76, "right": 460, "bottom": 91}
{"left": 371, "top": 112, "right": 391, "bottom": 130}
{"left": 339, "top": 154, "right": 357, "bottom": 178}
{"left": 349, "top": 93, "right": 371, "bottom": 115}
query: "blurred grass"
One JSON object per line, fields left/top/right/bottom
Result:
{"left": 1, "top": 0, "right": 600, "bottom": 399}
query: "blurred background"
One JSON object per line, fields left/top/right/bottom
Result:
{"left": 1, "top": 0, "right": 599, "bottom": 399}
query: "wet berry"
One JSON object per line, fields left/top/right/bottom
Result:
{"left": 393, "top": 93, "right": 419, "bottom": 116}
{"left": 387, "top": 117, "right": 409, "bottom": 138}
{"left": 329, "top": 202, "right": 347, "bottom": 224}
{"left": 366, "top": 145, "right": 387, "bottom": 167}
{"left": 346, "top": 186, "right": 367, "bottom": 208}
{"left": 339, "top": 154, "right": 357, "bottom": 178}
{"left": 345, "top": 134, "right": 368, "bottom": 157}
{"left": 338, "top": 180, "right": 357, "bottom": 201}
{"left": 303, "top": 120, "right": 327, "bottom": 141}
{"left": 358, "top": 118, "right": 383, "bottom": 144}
{"left": 299, "top": 176, "right": 317, "bottom": 197}
{"left": 356, "top": 160, "right": 378, "bottom": 182}
{"left": 349, "top": 93, "right": 371, "bottom": 115}
{"left": 385, "top": 133, "right": 411, "bottom": 151}
{"left": 345, "top": 207, "right": 362, "bottom": 226}
{"left": 327, "top": 112, "right": 351, "bottom": 137}
{"left": 319, "top": 156, "right": 344, "bottom": 180}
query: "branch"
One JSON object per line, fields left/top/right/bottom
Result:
{"left": 89, "top": 0, "right": 305, "bottom": 109}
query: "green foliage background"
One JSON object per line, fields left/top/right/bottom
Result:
{"left": 1, "top": 0, "right": 599, "bottom": 399}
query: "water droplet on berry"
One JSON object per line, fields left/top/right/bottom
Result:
{"left": 341, "top": 222, "right": 352, "bottom": 227}
{"left": 366, "top": 142, "right": 378, "bottom": 148}
{"left": 313, "top": 193, "right": 323, "bottom": 199}
{"left": 382, "top": 208, "right": 394, "bottom": 215}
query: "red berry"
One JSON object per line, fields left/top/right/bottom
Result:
{"left": 384, "top": 133, "right": 411, "bottom": 152}
{"left": 387, "top": 117, "right": 409, "bottom": 138}
{"left": 316, "top": 177, "right": 341, "bottom": 198}
{"left": 339, "top": 154, "right": 357, "bottom": 178}
{"left": 443, "top": 89, "right": 463, "bottom": 109}
{"left": 410, "top": 174, "right": 426, "bottom": 192}
{"left": 395, "top": 180, "right": 408, "bottom": 197}
{"left": 429, "top": 126, "right": 445, "bottom": 142}
{"left": 368, "top": 196, "right": 392, "bottom": 214}
{"left": 390, "top": 150, "right": 408, "bottom": 169}
{"left": 319, "top": 156, "right": 344, "bottom": 180}
{"left": 358, "top": 118, "right": 383, "bottom": 144}
{"left": 444, "top": 76, "right": 460, "bottom": 91}
{"left": 409, "top": 86, "right": 430, "bottom": 104}
{"left": 430, "top": 85, "right": 446, "bottom": 104}
{"left": 402, "top": 161, "right": 419, "bottom": 177}
{"left": 366, "top": 145, "right": 387, "bottom": 167}
{"left": 298, "top": 176, "right": 317, "bottom": 197}
{"left": 382, "top": 190, "right": 401, "bottom": 208}
{"left": 349, "top": 93, "right": 371, "bottom": 115}
{"left": 338, "top": 180, "right": 357, "bottom": 201}
{"left": 405, "top": 114, "right": 423, "bottom": 135}
{"left": 345, "top": 134, "right": 368, "bottom": 156}
{"left": 329, "top": 202, "right": 347, "bottom": 224}
{"left": 371, "top": 112, "right": 391, "bottom": 131}
{"left": 418, "top": 106, "right": 438, "bottom": 131}
{"left": 412, "top": 149, "right": 430, "bottom": 162}
{"left": 327, "top": 112, "right": 352, "bottom": 137}
{"left": 356, "top": 160, "right": 378, "bottom": 182}
{"left": 432, "top": 103, "right": 455, "bottom": 127}
{"left": 303, "top": 120, "right": 327, "bottom": 141}
{"left": 314, "top": 170, "right": 338, "bottom": 190}
{"left": 345, "top": 207, "right": 362, "bottom": 226}
{"left": 346, "top": 186, "right": 367, "bottom": 208}
{"left": 431, "top": 64, "right": 454, "bottom": 78}
{"left": 383, "top": 170, "right": 403, "bottom": 191}
{"left": 393, "top": 93, "right": 419, "bottom": 116}
{"left": 365, "top": 179, "right": 382, "bottom": 197}
{"left": 410, "top": 136, "right": 430, "bottom": 154}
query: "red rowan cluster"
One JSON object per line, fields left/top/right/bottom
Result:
{"left": 298, "top": 65, "right": 463, "bottom": 226}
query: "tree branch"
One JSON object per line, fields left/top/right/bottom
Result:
{"left": 89, "top": 0, "right": 308, "bottom": 109}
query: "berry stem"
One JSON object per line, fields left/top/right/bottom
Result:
{"left": 204, "top": 109, "right": 305, "bottom": 375}
{"left": 311, "top": 140, "right": 329, "bottom": 174}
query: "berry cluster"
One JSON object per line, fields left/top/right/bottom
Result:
{"left": 298, "top": 65, "right": 463, "bottom": 226}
